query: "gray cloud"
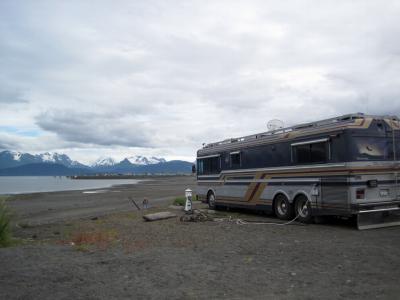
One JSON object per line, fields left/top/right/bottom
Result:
{"left": 36, "top": 110, "right": 155, "bottom": 147}
{"left": 0, "top": 87, "right": 28, "bottom": 104}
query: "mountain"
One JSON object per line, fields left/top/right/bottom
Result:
{"left": 93, "top": 159, "right": 193, "bottom": 174}
{"left": 92, "top": 155, "right": 166, "bottom": 167}
{"left": 0, "top": 150, "right": 194, "bottom": 175}
{"left": 38, "top": 152, "right": 87, "bottom": 168}
{"left": 126, "top": 155, "right": 166, "bottom": 165}
{"left": 0, "top": 150, "right": 86, "bottom": 169}
{"left": 133, "top": 160, "right": 194, "bottom": 173}
{"left": 91, "top": 157, "right": 116, "bottom": 167}
{"left": 0, "top": 163, "right": 92, "bottom": 176}
{"left": 0, "top": 151, "right": 40, "bottom": 169}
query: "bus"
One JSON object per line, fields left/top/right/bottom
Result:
{"left": 196, "top": 113, "right": 400, "bottom": 229}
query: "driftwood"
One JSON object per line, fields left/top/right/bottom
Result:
{"left": 129, "top": 197, "right": 141, "bottom": 210}
{"left": 143, "top": 212, "right": 177, "bottom": 222}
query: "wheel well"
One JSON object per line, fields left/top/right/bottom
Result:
{"left": 293, "top": 193, "right": 308, "bottom": 206}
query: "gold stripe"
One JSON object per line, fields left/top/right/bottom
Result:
{"left": 243, "top": 172, "right": 263, "bottom": 201}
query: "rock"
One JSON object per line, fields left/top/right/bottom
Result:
{"left": 143, "top": 212, "right": 177, "bottom": 222}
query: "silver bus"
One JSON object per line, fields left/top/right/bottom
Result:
{"left": 196, "top": 113, "right": 400, "bottom": 229}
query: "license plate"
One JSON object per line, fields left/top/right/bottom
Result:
{"left": 379, "top": 189, "right": 389, "bottom": 197}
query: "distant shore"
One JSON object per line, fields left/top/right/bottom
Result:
{"left": 70, "top": 174, "right": 194, "bottom": 180}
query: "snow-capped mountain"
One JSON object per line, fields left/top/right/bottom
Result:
{"left": 91, "top": 155, "right": 167, "bottom": 167}
{"left": 11, "top": 151, "right": 23, "bottom": 161}
{"left": 0, "top": 151, "right": 37, "bottom": 169}
{"left": 126, "top": 155, "right": 166, "bottom": 165}
{"left": 38, "top": 152, "right": 85, "bottom": 168}
{"left": 0, "top": 150, "right": 193, "bottom": 175}
{"left": 91, "top": 157, "right": 116, "bottom": 167}
{"left": 38, "top": 152, "right": 79, "bottom": 166}
{"left": 0, "top": 150, "right": 85, "bottom": 169}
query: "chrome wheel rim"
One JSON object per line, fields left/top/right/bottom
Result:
{"left": 277, "top": 199, "right": 287, "bottom": 215}
{"left": 209, "top": 194, "right": 215, "bottom": 207}
{"left": 298, "top": 200, "right": 309, "bottom": 218}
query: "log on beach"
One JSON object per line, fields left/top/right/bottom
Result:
{"left": 143, "top": 212, "right": 177, "bottom": 222}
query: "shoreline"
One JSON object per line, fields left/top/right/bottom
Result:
{"left": 70, "top": 174, "right": 193, "bottom": 179}
{"left": 5, "top": 175, "right": 196, "bottom": 226}
{"left": 0, "top": 176, "right": 147, "bottom": 196}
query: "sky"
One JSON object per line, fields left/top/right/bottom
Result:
{"left": 0, "top": 0, "right": 399, "bottom": 164}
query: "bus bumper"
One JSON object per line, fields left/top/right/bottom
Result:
{"left": 356, "top": 204, "right": 400, "bottom": 230}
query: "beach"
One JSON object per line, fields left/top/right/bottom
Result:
{"left": 1, "top": 176, "right": 399, "bottom": 299}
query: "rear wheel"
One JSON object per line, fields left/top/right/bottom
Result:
{"left": 207, "top": 192, "right": 216, "bottom": 209}
{"left": 295, "top": 195, "right": 312, "bottom": 223}
{"left": 274, "top": 194, "right": 293, "bottom": 220}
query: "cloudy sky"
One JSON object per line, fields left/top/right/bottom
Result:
{"left": 0, "top": 0, "right": 399, "bottom": 164}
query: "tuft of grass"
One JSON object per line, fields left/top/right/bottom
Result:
{"left": 0, "top": 200, "right": 12, "bottom": 247}
{"left": 74, "top": 244, "right": 91, "bottom": 252}
{"left": 173, "top": 197, "right": 186, "bottom": 206}
{"left": 173, "top": 193, "right": 199, "bottom": 206}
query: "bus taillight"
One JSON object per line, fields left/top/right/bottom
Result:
{"left": 356, "top": 189, "right": 365, "bottom": 200}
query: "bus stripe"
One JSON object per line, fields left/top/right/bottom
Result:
{"left": 248, "top": 174, "right": 267, "bottom": 202}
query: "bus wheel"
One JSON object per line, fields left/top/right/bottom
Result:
{"left": 207, "top": 192, "right": 216, "bottom": 209}
{"left": 274, "top": 194, "right": 293, "bottom": 220}
{"left": 295, "top": 195, "right": 312, "bottom": 223}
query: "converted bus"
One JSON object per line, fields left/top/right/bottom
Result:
{"left": 196, "top": 113, "right": 400, "bottom": 229}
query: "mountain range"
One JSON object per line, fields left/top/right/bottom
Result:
{"left": 0, "top": 151, "right": 193, "bottom": 176}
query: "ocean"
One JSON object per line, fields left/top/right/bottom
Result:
{"left": 0, "top": 176, "right": 140, "bottom": 195}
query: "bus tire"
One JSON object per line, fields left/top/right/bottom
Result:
{"left": 207, "top": 191, "right": 216, "bottom": 209}
{"left": 295, "top": 195, "right": 312, "bottom": 223}
{"left": 274, "top": 194, "right": 293, "bottom": 220}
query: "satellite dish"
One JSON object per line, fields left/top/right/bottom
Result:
{"left": 267, "top": 119, "right": 284, "bottom": 131}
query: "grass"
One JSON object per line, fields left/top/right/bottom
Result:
{"left": 173, "top": 194, "right": 199, "bottom": 206}
{"left": 0, "top": 200, "right": 12, "bottom": 247}
{"left": 173, "top": 196, "right": 186, "bottom": 206}
{"left": 74, "top": 244, "right": 91, "bottom": 252}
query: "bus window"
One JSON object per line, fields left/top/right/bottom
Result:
{"left": 292, "top": 140, "right": 329, "bottom": 164}
{"left": 230, "top": 151, "right": 241, "bottom": 168}
{"left": 353, "top": 137, "right": 398, "bottom": 160}
{"left": 197, "top": 155, "right": 221, "bottom": 174}
{"left": 197, "top": 160, "right": 203, "bottom": 174}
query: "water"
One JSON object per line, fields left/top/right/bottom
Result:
{"left": 0, "top": 176, "right": 140, "bottom": 195}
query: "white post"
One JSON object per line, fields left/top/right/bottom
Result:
{"left": 184, "top": 188, "right": 193, "bottom": 212}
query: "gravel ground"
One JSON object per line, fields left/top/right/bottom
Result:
{"left": 1, "top": 176, "right": 399, "bottom": 300}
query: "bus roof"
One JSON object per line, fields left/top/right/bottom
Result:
{"left": 198, "top": 113, "right": 399, "bottom": 156}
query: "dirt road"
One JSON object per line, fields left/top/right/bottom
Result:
{"left": 1, "top": 176, "right": 399, "bottom": 299}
